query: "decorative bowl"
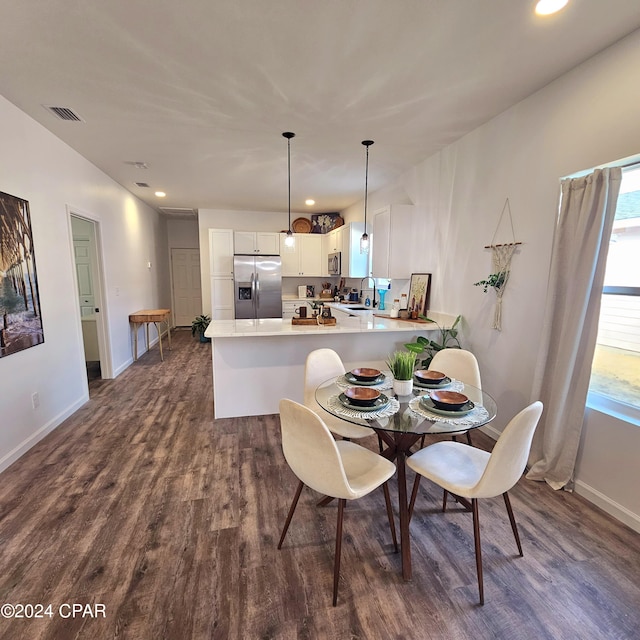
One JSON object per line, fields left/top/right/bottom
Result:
{"left": 430, "top": 390, "right": 469, "bottom": 411}
{"left": 414, "top": 370, "right": 446, "bottom": 384}
{"left": 350, "top": 367, "right": 382, "bottom": 382}
{"left": 344, "top": 387, "right": 381, "bottom": 406}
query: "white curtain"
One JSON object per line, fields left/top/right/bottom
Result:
{"left": 527, "top": 167, "right": 622, "bottom": 490}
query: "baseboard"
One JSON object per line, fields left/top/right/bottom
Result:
{"left": 0, "top": 395, "right": 88, "bottom": 474}
{"left": 574, "top": 479, "right": 640, "bottom": 534}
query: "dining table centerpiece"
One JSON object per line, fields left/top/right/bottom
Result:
{"left": 386, "top": 350, "right": 416, "bottom": 396}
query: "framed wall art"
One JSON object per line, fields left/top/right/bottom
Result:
{"left": 0, "top": 191, "right": 44, "bottom": 358}
{"left": 408, "top": 273, "right": 432, "bottom": 317}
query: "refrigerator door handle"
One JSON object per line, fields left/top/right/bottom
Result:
{"left": 255, "top": 272, "right": 260, "bottom": 310}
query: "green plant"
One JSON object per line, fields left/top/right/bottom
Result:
{"left": 386, "top": 350, "right": 416, "bottom": 381}
{"left": 404, "top": 314, "right": 462, "bottom": 369}
{"left": 191, "top": 314, "right": 211, "bottom": 339}
{"left": 473, "top": 271, "right": 507, "bottom": 293}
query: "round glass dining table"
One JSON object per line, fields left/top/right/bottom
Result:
{"left": 315, "top": 374, "right": 497, "bottom": 581}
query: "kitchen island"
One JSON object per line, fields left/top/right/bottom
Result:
{"left": 205, "top": 311, "right": 457, "bottom": 418}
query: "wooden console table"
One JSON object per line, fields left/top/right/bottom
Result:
{"left": 129, "top": 309, "right": 172, "bottom": 362}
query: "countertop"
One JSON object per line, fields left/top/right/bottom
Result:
{"left": 204, "top": 311, "right": 456, "bottom": 339}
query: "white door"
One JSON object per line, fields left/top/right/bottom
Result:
{"left": 73, "top": 238, "right": 95, "bottom": 316}
{"left": 171, "top": 248, "right": 202, "bottom": 326}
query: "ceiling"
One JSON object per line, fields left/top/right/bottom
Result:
{"left": 1, "top": 1, "right": 640, "bottom": 217}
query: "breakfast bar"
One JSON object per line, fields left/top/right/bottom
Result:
{"left": 205, "top": 311, "right": 457, "bottom": 418}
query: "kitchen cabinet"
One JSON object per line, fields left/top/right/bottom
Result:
{"left": 209, "top": 228, "right": 235, "bottom": 319}
{"left": 371, "top": 205, "right": 413, "bottom": 279}
{"left": 234, "top": 231, "right": 280, "bottom": 255}
{"left": 322, "top": 222, "right": 369, "bottom": 278}
{"left": 323, "top": 226, "right": 343, "bottom": 255}
{"left": 280, "top": 233, "right": 323, "bottom": 276}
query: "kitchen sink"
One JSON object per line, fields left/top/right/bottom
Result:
{"left": 343, "top": 305, "right": 370, "bottom": 311}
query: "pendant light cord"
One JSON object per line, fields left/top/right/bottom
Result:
{"left": 283, "top": 132, "right": 295, "bottom": 233}
{"left": 362, "top": 140, "right": 374, "bottom": 240}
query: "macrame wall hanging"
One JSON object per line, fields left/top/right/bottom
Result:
{"left": 474, "top": 198, "right": 521, "bottom": 330}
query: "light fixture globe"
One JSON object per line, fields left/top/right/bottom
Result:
{"left": 360, "top": 140, "right": 374, "bottom": 254}
{"left": 283, "top": 132, "right": 296, "bottom": 248}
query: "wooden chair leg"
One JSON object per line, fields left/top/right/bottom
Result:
{"left": 278, "top": 480, "right": 304, "bottom": 549}
{"left": 378, "top": 434, "right": 384, "bottom": 453}
{"left": 503, "top": 492, "right": 523, "bottom": 556}
{"left": 333, "top": 498, "right": 346, "bottom": 606}
{"left": 408, "top": 474, "right": 421, "bottom": 521}
{"left": 442, "top": 489, "right": 448, "bottom": 512}
{"left": 471, "top": 498, "right": 484, "bottom": 605}
{"left": 465, "top": 431, "right": 473, "bottom": 446}
{"left": 382, "top": 482, "right": 398, "bottom": 552}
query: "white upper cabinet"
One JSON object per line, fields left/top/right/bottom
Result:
{"left": 234, "top": 231, "right": 280, "bottom": 254}
{"left": 371, "top": 205, "right": 413, "bottom": 279}
{"left": 209, "top": 228, "right": 234, "bottom": 276}
{"left": 323, "top": 226, "right": 343, "bottom": 255}
{"left": 280, "top": 233, "right": 323, "bottom": 276}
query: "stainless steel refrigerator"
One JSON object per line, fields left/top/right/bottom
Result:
{"left": 233, "top": 255, "right": 282, "bottom": 319}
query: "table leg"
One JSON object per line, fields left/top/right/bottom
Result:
{"left": 133, "top": 323, "right": 139, "bottom": 361}
{"left": 155, "top": 321, "right": 164, "bottom": 361}
{"left": 396, "top": 449, "right": 412, "bottom": 581}
{"left": 146, "top": 323, "right": 150, "bottom": 354}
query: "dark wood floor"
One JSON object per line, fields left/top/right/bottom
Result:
{"left": 0, "top": 329, "right": 639, "bottom": 640}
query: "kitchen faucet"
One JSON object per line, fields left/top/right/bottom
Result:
{"left": 359, "top": 276, "right": 377, "bottom": 308}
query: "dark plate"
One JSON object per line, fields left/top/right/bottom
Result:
{"left": 420, "top": 396, "right": 475, "bottom": 416}
{"left": 350, "top": 367, "right": 382, "bottom": 381}
{"left": 339, "top": 392, "right": 389, "bottom": 412}
{"left": 414, "top": 375, "right": 451, "bottom": 389}
{"left": 344, "top": 372, "right": 386, "bottom": 386}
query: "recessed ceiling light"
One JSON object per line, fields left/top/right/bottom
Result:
{"left": 155, "top": 191, "right": 166, "bottom": 197}
{"left": 305, "top": 199, "right": 315, "bottom": 206}
{"left": 535, "top": 0, "right": 569, "bottom": 16}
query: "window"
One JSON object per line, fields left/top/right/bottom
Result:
{"left": 588, "top": 165, "right": 640, "bottom": 418}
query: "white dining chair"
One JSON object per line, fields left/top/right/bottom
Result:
{"left": 428, "top": 348, "right": 482, "bottom": 446}
{"left": 277, "top": 398, "right": 397, "bottom": 606}
{"left": 406, "top": 401, "right": 543, "bottom": 605}
{"left": 304, "top": 348, "right": 376, "bottom": 441}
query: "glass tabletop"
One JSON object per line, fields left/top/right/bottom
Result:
{"left": 315, "top": 374, "right": 497, "bottom": 437}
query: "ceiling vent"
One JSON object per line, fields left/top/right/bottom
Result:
{"left": 125, "top": 161, "right": 149, "bottom": 169}
{"left": 43, "top": 105, "right": 84, "bottom": 122}
{"left": 134, "top": 182, "right": 150, "bottom": 188}
{"left": 159, "top": 207, "right": 197, "bottom": 217}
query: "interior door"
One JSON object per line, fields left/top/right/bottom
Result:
{"left": 73, "top": 238, "right": 95, "bottom": 316}
{"left": 171, "top": 248, "right": 202, "bottom": 326}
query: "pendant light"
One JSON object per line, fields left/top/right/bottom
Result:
{"left": 283, "top": 132, "right": 296, "bottom": 248}
{"left": 360, "top": 139, "right": 374, "bottom": 254}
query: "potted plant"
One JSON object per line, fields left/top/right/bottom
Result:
{"left": 404, "top": 314, "right": 462, "bottom": 368}
{"left": 473, "top": 272, "right": 506, "bottom": 294}
{"left": 386, "top": 350, "right": 416, "bottom": 396}
{"left": 191, "top": 314, "right": 211, "bottom": 343}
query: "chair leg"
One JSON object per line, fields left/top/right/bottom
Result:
{"left": 471, "top": 498, "right": 484, "bottom": 605}
{"left": 382, "top": 482, "right": 398, "bottom": 552}
{"left": 278, "top": 480, "right": 304, "bottom": 550}
{"left": 378, "top": 434, "right": 384, "bottom": 453}
{"left": 442, "top": 489, "right": 448, "bottom": 512}
{"left": 333, "top": 498, "right": 346, "bottom": 606}
{"left": 408, "top": 474, "right": 421, "bottom": 521}
{"left": 465, "top": 430, "right": 473, "bottom": 446}
{"left": 503, "top": 492, "right": 523, "bottom": 556}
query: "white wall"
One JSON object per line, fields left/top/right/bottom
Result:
{"left": 197, "top": 209, "right": 288, "bottom": 313}
{"left": 167, "top": 217, "right": 199, "bottom": 250}
{"left": 0, "top": 95, "right": 170, "bottom": 473}
{"left": 344, "top": 29, "right": 640, "bottom": 529}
